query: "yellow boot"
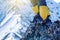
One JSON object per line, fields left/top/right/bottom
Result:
{"left": 40, "top": 6, "right": 50, "bottom": 20}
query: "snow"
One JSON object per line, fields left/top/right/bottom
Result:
{"left": 0, "top": 0, "right": 35, "bottom": 40}
{"left": 46, "top": 0, "right": 60, "bottom": 22}
{"left": 54, "top": 0, "right": 60, "bottom": 3}
{"left": 0, "top": 0, "right": 60, "bottom": 40}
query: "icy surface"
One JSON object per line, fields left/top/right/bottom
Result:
{"left": 0, "top": 0, "right": 35, "bottom": 40}
{"left": 54, "top": 0, "right": 60, "bottom": 3}
{"left": 0, "top": 0, "right": 60, "bottom": 40}
{"left": 46, "top": 0, "right": 60, "bottom": 22}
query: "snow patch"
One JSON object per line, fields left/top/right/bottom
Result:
{"left": 54, "top": 0, "right": 60, "bottom": 3}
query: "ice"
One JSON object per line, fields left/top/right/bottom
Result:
{"left": 1, "top": 0, "right": 60, "bottom": 40}
{"left": 0, "top": 0, "right": 35, "bottom": 40}
{"left": 54, "top": 0, "right": 60, "bottom": 3}
{"left": 46, "top": 0, "right": 60, "bottom": 22}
